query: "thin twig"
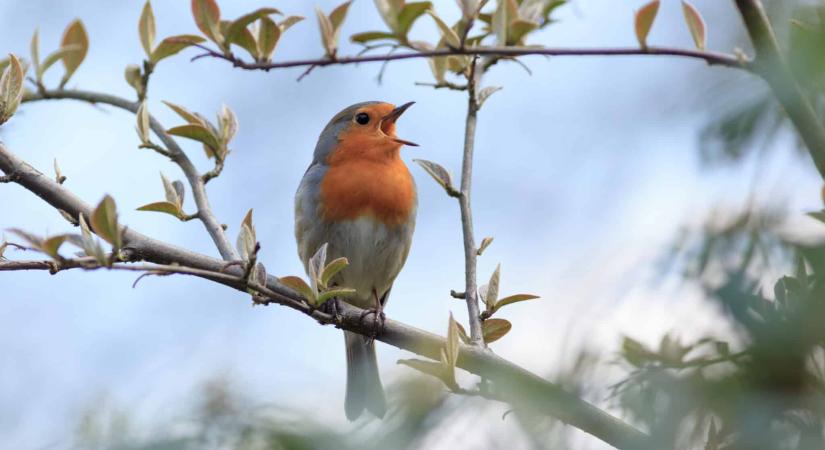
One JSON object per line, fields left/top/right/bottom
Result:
{"left": 459, "top": 57, "right": 484, "bottom": 346}
{"left": 22, "top": 89, "right": 240, "bottom": 261}
{"left": 193, "top": 44, "right": 750, "bottom": 73}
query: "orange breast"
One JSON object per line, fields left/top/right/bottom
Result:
{"left": 320, "top": 158, "right": 415, "bottom": 227}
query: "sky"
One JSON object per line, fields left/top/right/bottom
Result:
{"left": 1, "top": 0, "right": 823, "bottom": 449}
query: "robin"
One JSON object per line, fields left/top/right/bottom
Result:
{"left": 294, "top": 101, "right": 418, "bottom": 420}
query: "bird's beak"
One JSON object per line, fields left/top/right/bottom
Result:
{"left": 382, "top": 101, "right": 418, "bottom": 147}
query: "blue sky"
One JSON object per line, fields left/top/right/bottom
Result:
{"left": 1, "top": 0, "right": 822, "bottom": 448}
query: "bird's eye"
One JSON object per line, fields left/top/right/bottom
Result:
{"left": 355, "top": 112, "right": 370, "bottom": 125}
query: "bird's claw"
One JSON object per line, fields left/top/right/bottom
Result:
{"left": 359, "top": 307, "right": 386, "bottom": 344}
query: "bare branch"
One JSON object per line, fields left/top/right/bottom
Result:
{"left": 733, "top": 0, "right": 825, "bottom": 179}
{"left": 0, "top": 142, "right": 651, "bottom": 450}
{"left": 22, "top": 89, "right": 239, "bottom": 260}
{"left": 459, "top": 58, "right": 484, "bottom": 345}
{"left": 193, "top": 44, "right": 750, "bottom": 73}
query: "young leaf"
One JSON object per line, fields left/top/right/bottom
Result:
{"left": 428, "top": 11, "right": 461, "bottom": 48}
{"left": 681, "top": 1, "right": 706, "bottom": 50}
{"left": 316, "top": 287, "right": 357, "bottom": 305}
{"left": 225, "top": 7, "right": 281, "bottom": 45}
{"left": 54, "top": 159, "right": 66, "bottom": 184}
{"left": 280, "top": 15, "right": 305, "bottom": 32}
{"left": 139, "top": 0, "right": 157, "bottom": 57}
{"left": 412, "top": 159, "right": 457, "bottom": 195}
{"left": 136, "top": 101, "right": 151, "bottom": 145}
{"left": 507, "top": 19, "right": 538, "bottom": 45}
{"left": 477, "top": 236, "right": 493, "bottom": 256}
{"left": 396, "top": 1, "right": 431, "bottom": 38}
{"left": 218, "top": 104, "right": 238, "bottom": 145}
{"left": 454, "top": 320, "right": 472, "bottom": 344}
{"left": 162, "top": 100, "right": 204, "bottom": 125}
{"left": 321, "top": 256, "right": 349, "bottom": 288}
{"left": 634, "top": 0, "right": 660, "bottom": 48}
{"left": 60, "top": 19, "right": 89, "bottom": 87}
{"left": 482, "top": 318, "right": 512, "bottom": 343}
{"left": 151, "top": 35, "right": 206, "bottom": 64}
{"left": 329, "top": 1, "right": 352, "bottom": 33}
{"left": 222, "top": 20, "right": 258, "bottom": 58}
{"left": 279, "top": 276, "right": 317, "bottom": 303}
{"left": 375, "top": 0, "right": 404, "bottom": 31}
{"left": 315, "top": 7, "right": 337, "bottom": 57}
{"left": 159, "top": 172, "right": 180, "bottom": 206}
{"left": 7, "top": 229, "right": 43, "bottom": 250}
{"left": 0, "top": 54, "right": 25, "bottom": 125}
{"left": 124, "top": 64, "right": 143, "bottom": 96}
{"left": 397, "top": 358, "right": 448, "bottom": 380}
{"left": 256, "top": 16, "right": 281, "bottom": 61}
{"left": 137, "top": 201, "right": 184, "bottom": 219}
{"left": 445, "top": 313, "right": 460, "bottom": 368}
{"left": 236, "top": 209, "right": 257, "bottom": 261}
{"left": 491, "top": 293, "right": 540, "bottom": 314}
{"left": 172, "top": 180, "right": 185, "bottom": 205}
{"left": 41, "top": 234, "right": 71, "bottom": 259}
{"left": 167, "top": 124, "right": 221, "bottom": 157}
{"left": 476, "top": 85, "right": 502, "bottom": 108}
{"left": 191, "top": 0, "right": 223, "bottom": 46}
{"left": 30, "top": 29, "right": 41, "bottom": 81}
{"left": 351, "top": 31, "right": 397, "bottom": 43}
{"left": 91, "top": 195, "right": 121, "bottom": 250}
{"left": 485, "top": 263, "right": 501, "bottom": 311}
{"left": 40, "top": 45, "right": 83, "bottom": 79}
{"left": 309, "top": 243, "right": 329, "bottom": 289}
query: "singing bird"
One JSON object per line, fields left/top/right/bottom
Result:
{"left": 294, "top": 101, "right": 418, "bottom": 420}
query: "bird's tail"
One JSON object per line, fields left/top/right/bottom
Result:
{"left": 344, "top": 330, "right": 387, "bottom": 420}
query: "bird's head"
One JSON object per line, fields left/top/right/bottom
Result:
{"left": 314, "top": 101, "right": 417, "bottom": 165}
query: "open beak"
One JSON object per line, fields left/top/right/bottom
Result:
{"left": 381, "top": 101, "right": 418, "bottom": 147}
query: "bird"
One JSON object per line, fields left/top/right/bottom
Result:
{"left": 294, "top": 101, "right": 418, "bottom": 420}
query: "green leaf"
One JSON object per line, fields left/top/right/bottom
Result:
{"left": 492, "top": 0, "right": 518, "bottom": 46}
{"left": 137, "top": 201, "right": 184, "bottom": 219}
{"left": 492, "top": 293, "right": 539, "bottom": 314}
{"left": 507, "top": 19, "right": 538, "bottom": 45}
{"left": 60, "top": 19, "right": 89, "bottom": 87}
{"left": 413, "top": 158, "right": 456, "bottom": 195}
{"left": 91, "top": 195, "right": 121, "bottom": 250}
{"left": 485, "top": 263, "right": 501, "bottom": 312}
{"left": 329, "top": 1, "right": 352, "bottom": 32}
{"left": 220, "top": 20, "right": 258, "bottom": 59}
{"left": 482, "top": 318, "right": 511, "bottom": 343}
{"left": 162, "top": 100, "right": 204, "bottom": 125}
{"left": 635, "top": 0, "right": 660, "bottom": 48}
{"left": 316, "top": 287, "right": 357, "bottom": 305}
{"left": 280, "top": 15, "right": 305, "bottom": 32}
{"left": 396, "top": 2, "right": 431, "bottom": 38}
{"left": 139, "top": 0, "right": 156, "bottom": 57}
{"left": 375, "top": 0, "right": 404, "bottom": 31}
{"left": 316, "top": 7, "right": 336, "bottom": 57}
{"left": 191, "top": 0, "right": 223, "bottom": 46}
{"left": 320, "top": 256, "right": 349, "bottom": 287}
{"left": 236, "top": 209, "right": 256, "bottom": 261}
{"left": 225, "top": 7, "right": 281, "bottom": 45}
{"left": 30, "top": 29, "right": 40, "bottom": 81}
{"left": 42, "top": 234, "right": 70, "bottom": 258}
{"left": 0, "top": 53, "right": 25, "bottom": 125}
{"left": 681, "top": 1, "right": 706, "bottom": 50}
{"left": 428, "top": 11, "right": 461, "bottom": 48}
{"left": 167, "top": 124, "right": 221, "bottom": 156}
{"left": 40, "top": 45, "right": 83, "bottom": 80}
{"left": 256, "top": 16, "right": 281, "bottom": 61}
{"left": 477, "top": 236, "right": 493, "bottom": 256}
{"left": 150, "top": 35, "right": 206, "bottom": 63}
{"left": 350, "top": 31, "right": 397, "bottom": 43}
{"left": 136, "top": 101, "right": 151, "bottom": 144}
{"left": 279, "top": 276, "right": 317, "bottom": 303}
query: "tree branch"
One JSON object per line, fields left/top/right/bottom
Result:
{"left": 22, "top": 89, "right": 240, "bottom": 261}
{"left": 0, "top": 142, "right": 651, "bottom": 449}
{"left": 459, "top": 59, "right": 484, "bottom": 345}
{"left": 733, "top": 0, "right": 825, "bottom": 179}
{"left": 195, "top": 44, "right": 749, "bottom": 72}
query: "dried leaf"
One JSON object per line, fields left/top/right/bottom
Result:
{"left": 492, "top": 293, "right": 539, "bottom": 314}
{"left": 151, "top": 35, "right": 206, "bottom": 63}
{"left": 482, "top": 318, "right": 512, "bottom": 343}
{"left": 60, "top": 19, "right": 89, "bottom": 86}
{"left": 91, "top": 195, "right": 121, "bottom": 250}
{"left": 139, "top": 0, "right": 156, "bottom": 57}
{"left": 428, "top": 11, "right": 461, "bottom": 48}
{"left": 136, "top": 201, "right": 184, "bottom": 219}
{"left": 681, "top": 1, "right": 706, "bottom": 50}
{"left": 634, "top": 0, "right": 660, "bottom": 48}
